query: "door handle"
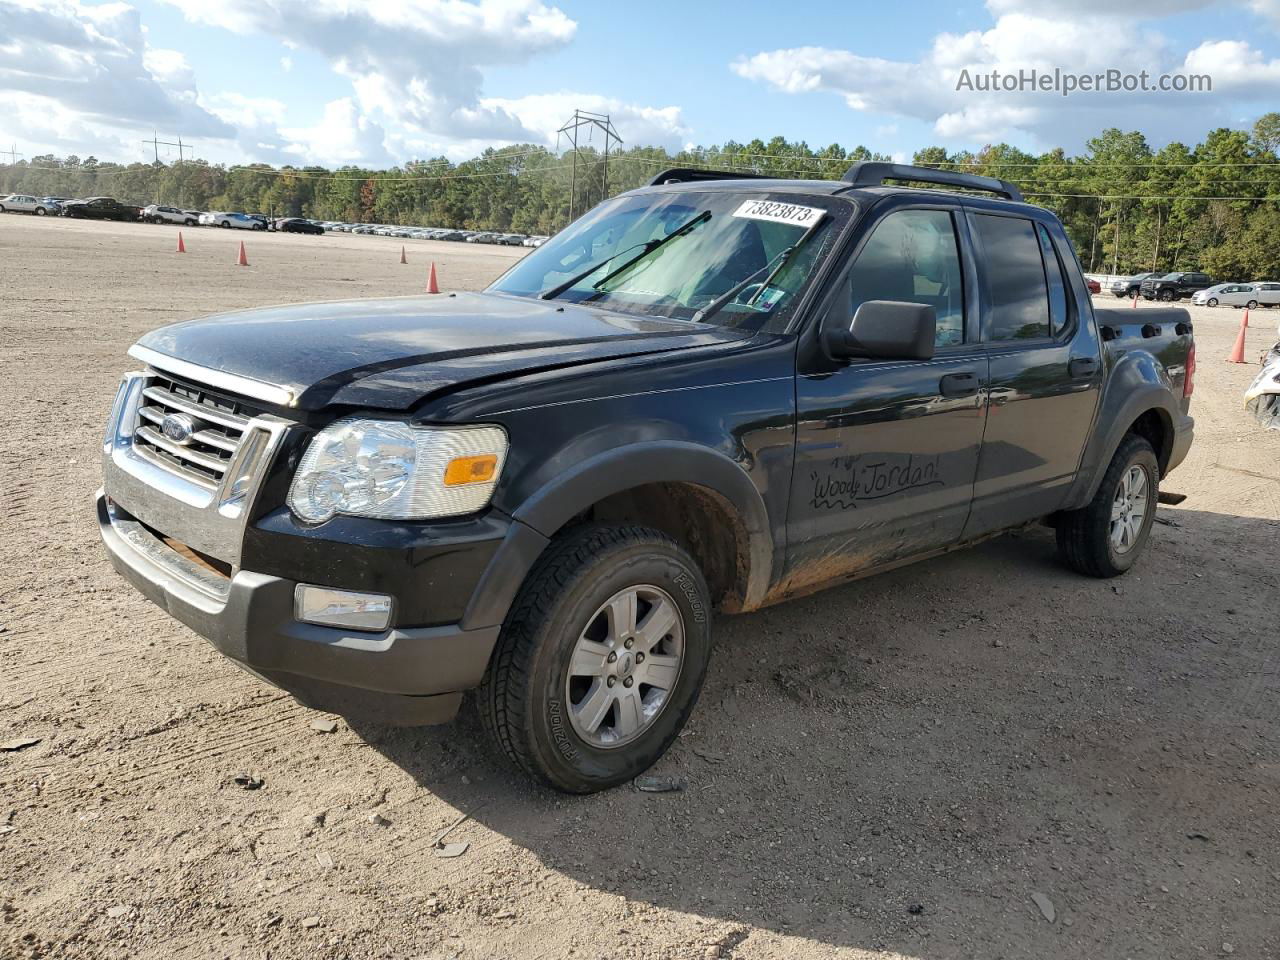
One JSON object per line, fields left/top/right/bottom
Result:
{"left": 939, "top": 372, "right": 980, "bottom": 398}
{"left": 1068, "top": 357, "right": 1099, "bottom": 378}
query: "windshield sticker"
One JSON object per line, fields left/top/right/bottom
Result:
{"left": 732, "top": 199, "right": 825, "bottom": 229}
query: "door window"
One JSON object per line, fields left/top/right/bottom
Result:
{"left": 848, "top": 209, "right": 965, "bottom": 346}
{"left": 973, "top": 214, "right": 1051, "bottom": 341}
{"left": 1035, "top": 224, "right": 1070, "bottom": 337}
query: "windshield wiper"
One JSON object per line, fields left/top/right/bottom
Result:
{"left": 538, "top": 210, "right": 711, "bottom": 301}
{"left": 690, "top": 243, "right": 798, "bottom": 325}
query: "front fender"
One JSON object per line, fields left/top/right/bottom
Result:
{"left": 512, "top": 440, "right": 775, "bottom": 611}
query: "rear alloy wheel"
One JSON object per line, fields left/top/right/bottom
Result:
{"left": 1056, "top": 434, "right": 1159, "bottom": 577}
{"left": 34, "top": 207, "right": 46, "bottom": 216}
{"left": 479, "top": 524, "right": 712, "bottom": 793}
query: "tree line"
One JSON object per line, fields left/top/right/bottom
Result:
{"left": 4, "top": 113, "right": 1280, "bottom": 280}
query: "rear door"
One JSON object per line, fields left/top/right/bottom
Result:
{"left": 962, "top": 211, "right": 1103, "bottom": 537}
{"left": 785, "top": 199, "right": 988, "bottom": 587}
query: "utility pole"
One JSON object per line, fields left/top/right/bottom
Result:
{"left": 0, "top": 143, "right": 22, "bottom": 164}
{"left": 555, "top": 110, "right": 622, "bottom": 224}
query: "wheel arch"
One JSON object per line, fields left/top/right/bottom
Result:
{"left": 512, "top": 442, "right": 774, "bottom": 614}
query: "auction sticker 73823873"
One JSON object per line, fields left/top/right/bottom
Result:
{"left": 731, "top": 199, "right": 825, "bottom": 229}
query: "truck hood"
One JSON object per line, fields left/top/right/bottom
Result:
{"left": 134, "top": 291, "right": 741, "bottom": 412}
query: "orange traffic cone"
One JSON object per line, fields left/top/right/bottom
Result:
{"left": 1242, "top": 306, "right": 1250, "bottom": 328}
{"left": 400, "top": 245, "right": 407, "bottom": 265}
{"left": 1227, "top": 313, "right": 1248, "bottom": 363}
{"left": 237, "top": 241, "right": 248, "bottom": 267}
{"left": 176, "top": 231, "right": 186, "bottom": 254}
{"left": 426, "top": 261, "right": 440, "bottom": 294}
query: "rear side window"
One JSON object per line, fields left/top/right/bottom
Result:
{"left": 848, "top": 209, "right": 965, "bottom": 346}
{"left": 973, "top": 214, "right": 1050, "bottom": 341}
{"left": 1035, "top": 223, "right": 1069, "bottom": 337}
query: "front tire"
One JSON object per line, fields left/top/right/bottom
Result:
{"left": 1247, "top": 299, "right": 1258, "bottom": 309}
{"left": 478, "top": 524, "right": 712, "bottom": 794}
{"left": 1207, "top": 298, "right": 1218, "bottom": 307}
{"left": 1159, "top": 289, "right": 1175, "bottom": 301}
{"left": 1056, "top": 434, "right": 1159, "bottom": 578}
{"left": 35, "top": 206, "right": 46, "bottom": 216}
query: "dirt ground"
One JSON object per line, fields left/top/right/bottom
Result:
{"left": 1, "top": 213, "right": 1278, "bottom": 960}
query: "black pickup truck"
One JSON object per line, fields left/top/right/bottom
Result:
{"left": 97, "top": 163, "right": 1195, "bottom": 793}
{"left": 1140, "top": 271, "right": 1213, "bottom": 301}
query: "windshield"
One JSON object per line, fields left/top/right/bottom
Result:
{"left": 488, "top": 190, "right": 852, "bottom": 330}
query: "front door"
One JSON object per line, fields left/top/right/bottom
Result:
{"left": 784, "top": 203, "right": 987, "bottom": 594}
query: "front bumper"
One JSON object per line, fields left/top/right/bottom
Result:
{"left": 97, "top": 491, "right": 501, "bottom": 725}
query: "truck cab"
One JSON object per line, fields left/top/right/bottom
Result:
{"left": 98, "top": 163, "right": 1194, "bottom": 793}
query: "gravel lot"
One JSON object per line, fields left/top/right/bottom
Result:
{"left": 2, "top": 214, "right": 1278, "bottom": 960}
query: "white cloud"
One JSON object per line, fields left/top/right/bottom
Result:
{"left": 160, "top": 0, "right": 578, "bottom": 142}
{"left": 280, "top": 55, "right": 293, "bottom": 72}
{"left": 0, "top": 0, "right": 232, "bottom": 138}
{"left": 732, "top": 1, "right": 1280, "bottom": 149}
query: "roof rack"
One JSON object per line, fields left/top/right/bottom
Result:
{"left": 646, "top": 167, "right": 773, "bottom": 186}
{"left": 842, "top": 162, "right": 1024, "bottom": 203}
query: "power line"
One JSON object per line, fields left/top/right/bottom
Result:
{"left": 0, "top": 143, "right": 21, "bottom": 164}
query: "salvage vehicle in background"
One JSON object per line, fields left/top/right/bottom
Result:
{"left": 1110, "top": 272, "right": 1160, "bottom": 298}
{"left": 200, "top": 211, "right": 266, "bottom": 230}
{"left": 97, "top": 162, "right": 1195, "bottom": 793}
{"left": 143, "top": 204, "right": 199, "bottom": 226}
{"left": 1192, "top": 283, "right": 1259, "bottom": 308}
{"left": 274, "top": 217, "right": 324, "bottom": 235}
{"left": 0, "top": 193, "right": 58, "bottom": 215}
{"left": 62, "top": 197, "right": 142, "bottom": 221}
{"left": 1141, "top": 271, "right": 1213, "bottom": 301}
{"left": 1248, "top": 281, "right": 1280, "bottom": 307}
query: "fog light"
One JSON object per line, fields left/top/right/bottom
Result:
{"left": 294, "top": 584, "right": 393, "bottom": 632}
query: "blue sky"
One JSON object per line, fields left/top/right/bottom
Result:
{"left": 3, "top": 0, "right": 1280, "bottom": 168}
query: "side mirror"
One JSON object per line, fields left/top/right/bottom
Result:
{"left": 823, "top": 300, "right": 937, "bottom": 361}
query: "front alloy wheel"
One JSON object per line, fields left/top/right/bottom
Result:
{"left": 565, "top": 585, "right": 684, "bottom": 748}
{"left": 479, "top": 524, "right": 712, "bottom": 793}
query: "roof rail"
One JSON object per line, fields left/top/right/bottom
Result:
{"left": 842, "top": 161, "right": 1023, "bottom": 202}
{"left": 646, "top": 167, "right": 773, "bottom": 187}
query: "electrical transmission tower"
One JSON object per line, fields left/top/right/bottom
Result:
{"left": 141, "top": 132, "right": 192, "bottom": 163}
{"left": 556, "top": 110, "right": 622, "bottom": 223}
{"left": 1, "top": 143, "right": 22, "bottom": 164}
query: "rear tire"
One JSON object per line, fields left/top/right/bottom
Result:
{"left": 1056, "top": 434, "right": 1159, "bottom": 578}
{"left": 478, "top": 524, "right": 713, "bottom": 794}
{"left": 35, "top": 207, "right": 46, "bottom": 216}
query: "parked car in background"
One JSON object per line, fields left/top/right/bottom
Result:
{"left": 1086, "top": 278, "right": 1102, "bottom": 294}
{"left": 274, "top": 217, "right": 324, "bottom": 235}
{"left": 522, "top": 235, "right": 549, "bottom": 247}
{"left": 0, "top": 194, "right": 58, "bottom": 215}
{"left": 1248, "top": 281, "right": 1280, "bottom": 306}
{"left": 1109, "top": 272, "right": 1161, "bottom": 298}
{"left": 1141, "top": 271, "right": 1213, "bottom": 301}
{"left": 143, "top": 204, "right": 199, "bottom": 226}
{"left": 1192, "top": 283, "right": 1260, "bottom": 308}
{"left": 61, "top": 197, "right": 141, "bottom": 221}
{"left": 200, "top": 212, "right": 266, "bottom": 230}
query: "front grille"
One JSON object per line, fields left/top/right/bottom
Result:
{"left": 132, "top": 373, "right": 264, "bottom": 489}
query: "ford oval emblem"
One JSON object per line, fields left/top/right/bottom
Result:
{"left": 160, "top": 412, "right": 197, "bottom": 445}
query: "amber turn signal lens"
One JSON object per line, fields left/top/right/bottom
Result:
{"left": 443, "top": 453, "right": 498, "bottom": 486}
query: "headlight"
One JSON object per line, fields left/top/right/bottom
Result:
{"left": 287, "top": 419, "right": 507, "bottom": 523}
